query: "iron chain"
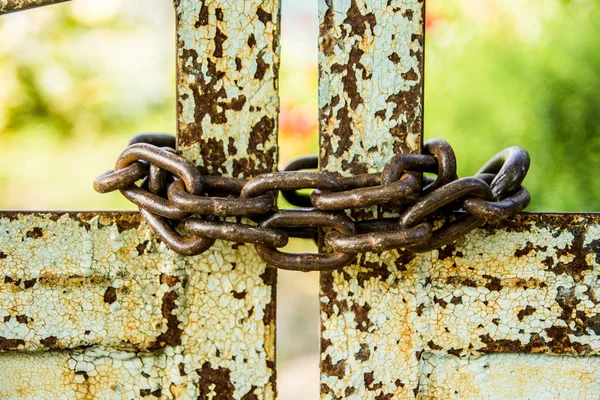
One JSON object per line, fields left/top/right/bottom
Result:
{"left": 94, "top": 134, "right": 531, "bottom": 271}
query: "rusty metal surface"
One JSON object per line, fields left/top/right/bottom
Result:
{"left": 0, "top": 0, "right": 68, "bottom": 15}
{"left": 318, "top": 0, "right": 424, "bottom": 175}
{"left": 0, "top": 210, "right": 277, "bottom": 398}
{"left": 0, "top": 0, "right": 280, "bottom": 398}
{"left": 175, "top": 0, "right": 280, "bottom": 178}
{"left": 318, "top": 0, "right": 424, "bottom": 395}
{"left": 171, "top": 0, "right": 280, "bottom": 397}
{"left": 318, "top": 0, "right": 425, "bottom": 396}
{"left": 314, "top": 1, "right": 600, "bottom": 398}
{"left": 0, "top": 212, "right": 179, "bottom": 351}
{"left": 320, "top": 213, "right": 600, "bottom": 398}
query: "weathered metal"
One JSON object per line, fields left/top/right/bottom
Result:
{"left": 0, "top": 211, "right": 276, "bottom": 397}
{"left": 0, "top": 0, "right": 68, "bottom": 15}
{"left": 321, "top": 213, "right": 600, "bottom": 398}
{"left": 0, "top": 212, "right": 174, "bottom": 352}
{"left": 168, "top": 1, "right": 280, "bottom": 397}
{"left": 0, "top": 0, "right": 281, "bottom": 398}
{"left": 317, "top": 0, "right": 599, "bottom": 398}
{"left": 319, "top": 0, "right": 424, "bottom": 175}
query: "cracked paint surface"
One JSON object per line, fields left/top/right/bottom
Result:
{"left": 0, "top": 0, "right": 68, "bottom": 15}
{"left": 0, "top": 212, "right": 178, "bottom": 351}
{"left": 318, "top": 1, "right": 600, "bottom": 398}
{"left": 175, "top": 0, "right": 280, "bottom": 178}
{"left": 0, "top": 0, "right": 278, "bottom": 398}
{"left": 0, "top": 212, "right": 275, "bottom": 399}
{"left": 320, "top": 214, "right": 600, "bottom": 398}
{"left": 319, "top": 0, "right": 424, "bottom": 176}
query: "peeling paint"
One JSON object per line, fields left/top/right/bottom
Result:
{"left": 318, "top": 2, "right": 425, "bottom": 396}
{"left": 0, "top": 212, "right": 178, "bottom": 351}
{"left": 319, "top": 0, "right": 424, "bottom": 175}
{"left": 0, "top": 0, "right": 278, "bottom": 398}
{"left": 175, "top": 0, "right": 280, "bottom": 178}
{"left": 317, "top": 1, "right": 600, "bottom": 398}
{"left": 420, "top": 353, "right": 600, "bottom": 399}
{"left": 0, "top": 213, "right": 276, "bottom": 398}
{"left": 320, "top": 214, "right": 600, "bottom": 398}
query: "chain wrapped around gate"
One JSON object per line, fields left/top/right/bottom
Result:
{"left": 94, "top": 134, "right": 531, "bottom": 271}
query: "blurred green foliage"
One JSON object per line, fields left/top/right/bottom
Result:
{"left": 425, "top": 0, "right": 600, "bottom": 211}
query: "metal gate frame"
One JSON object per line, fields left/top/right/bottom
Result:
{"left": 1, "top": 0, "right": 600, "bottom": 399}
{"left": 318, "top": 1, "right": 600, "bottom": 399}
{"left": 0, "top": 1, "right": 278, "bottom": 398}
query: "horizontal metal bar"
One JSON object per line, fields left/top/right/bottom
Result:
{"left": 419, "top": 353, "right": 600, "bottom": 398}
{"left": 0, "top": 212, "right": 180, "bottom": 351}
{"left": 0, "top": 0, "right": 69, "bottom": 15}
{"left": 321, "top": 213, "right": 600, "bottom": 398}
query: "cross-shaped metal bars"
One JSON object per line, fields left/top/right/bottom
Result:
{"left": 1, "top": 0, "right": 600, "bottom": 398}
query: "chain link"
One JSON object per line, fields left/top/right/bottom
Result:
{"left": 94, "top": 133, "right": 531, "bottom": 271}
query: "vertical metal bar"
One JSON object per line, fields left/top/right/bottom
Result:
{"left": 174, "top": 0, "right": 280, "bottom": 398}
{"left": 0, "top": 0, "right": 69, "bottom": 15}
{"left": 318, "top": 0, "right": 425, "bottom": 397}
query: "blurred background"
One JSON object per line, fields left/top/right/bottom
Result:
{"left": 0, "top": 0, "right": 598, "bottom": 398}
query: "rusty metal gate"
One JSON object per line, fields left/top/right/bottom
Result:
{"left": 1, "top": 0, "right": 599, "bottom": 399}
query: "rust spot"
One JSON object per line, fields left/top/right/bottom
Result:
{"left": 427, "top": 341, "right": 443, "bottom": 351}
{"left": 401, "top": 68, "right": 418, "bottom": 81}
{"left": 40, "top": 336, "right": 58, "bottom": 347}
{"left": 23, "top": 278, "right": 36, "bottom": 289}
{"left": 388, "top": 52, "right": 401, "bottom": 64}
{"left": 356, "top": 260, "right": 391, "bottom": 282}
{"left": 15, "top": 315, "right": 30, "bottom": 324}
{"left": 232, "top": 290, "right": 246, "bottom": 300}
{"left": 160, "top": 274, "right": 180, "bottom": 288}
{"left": 154, "top": 290, "right": 183, "bottom": 348}
{"left": 517, "top": 306, "right": 536, "bottom": 321}
{"left": 343, "top": 0, "right": 376, "bottom": 37}
{"left": 482, "top": 275, "right": 503, "bottom": 292}
{"left": 140, "top": 388, "right": 162, "bottom": 398}
{"left": 247, "top": 33, "right": 256, "bottom": 47}
{"left": 25, "top": 227, "right": 43, "bottom": 239}
{"left": 214, "top": 28, "right": 228, "bottom": 58}
{"left": 437, "top": 244, "right": 456, "bottom": 260}
{"left": 0, "top": 252, "right": 6, "bottom": 259}
{"left": 254, "top": 53, "right": 268, "bottom": 80}
{"left": 103, "top": 286, "right": 117, "bottom": 304}
{"left": 355, "top": 343, "right": 370, "bottom": 361}
{"left": 136, "top": 241, "right": 150, "bottom": 256}
{"left": 322, "top": 354, "right": 345, "bottom": 379}
{"left": 195, "top": 1, "right": 208, "bottom": 27}
{"left": 0, "top": 337, "right": 24, "bottom": 350}
{"left": 197, "top": 362, "right": 235, "bottom": 399}
{"left": 256, "top": 8, "right": 271, "bottom": 24}
{"left": 352, "top": 302, "right": 373, "bottom": 332}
